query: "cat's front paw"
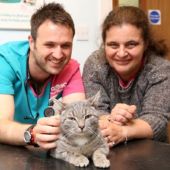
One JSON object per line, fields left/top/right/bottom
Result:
{"left": 94, "top": 157, "right": 110, "bottom": 168}
{"left": 70, "top": 155, "right": 89, "bottom": 167}
{"left": 93, "top": 153, "right": 110, "bottom": 168}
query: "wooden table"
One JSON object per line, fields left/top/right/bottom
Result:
{"left": 0, "top": 139, "right": 170, "bottom": 170}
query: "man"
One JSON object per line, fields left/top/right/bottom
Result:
{"left": 0, "top": 3, "right": 85, "bottom": 149}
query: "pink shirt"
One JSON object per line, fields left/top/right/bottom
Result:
{"left": 50, "top": 59, "right": 84, "bottom": 98}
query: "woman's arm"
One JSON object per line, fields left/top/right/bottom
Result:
{"left": 99, "top": 116, "right": 153, "bottom": 147}
{"left": 83, "top": 50, "right": 111, "bottom": 113}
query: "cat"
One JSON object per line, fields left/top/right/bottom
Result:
{"left": 49, "top": 93, "right": 110, "bottom": 168}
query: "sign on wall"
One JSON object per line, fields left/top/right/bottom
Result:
{"left": 0, "top": 0, "right": 44, "bottom": 30}
{"left": 148, "top": 9, "right": 161, "bottom": 25}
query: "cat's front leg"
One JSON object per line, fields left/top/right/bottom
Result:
{"left": 68, "top": 153, "right": 89, "bottom": 167}
{"left": 92, "top": 149, "right": 110, "bottom": 168}
{"left": 51, "top": 150, "right": 89, "bottom": 167}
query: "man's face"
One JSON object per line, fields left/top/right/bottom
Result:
{"left": 29, "top": 20, "right": 73, "bottom": 78}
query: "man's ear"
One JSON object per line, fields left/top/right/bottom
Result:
{"left": 87, "top": 91, "right": 100, "bottom": 107}
{"left": 28, "top": 35, "right": 35, "bottom": 51}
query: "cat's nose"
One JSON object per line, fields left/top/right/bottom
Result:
{"left": 78, "top": 121, "right": 85, "bottom": 130}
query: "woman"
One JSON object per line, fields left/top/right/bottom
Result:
{"left": 83, "top": 6, "right": 170, "bottom": 147}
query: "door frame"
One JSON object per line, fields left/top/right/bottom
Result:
{"left": 112, "top": 0, "right": 118, "bottom": 8}
{"left": 139, "top": 0, "right": 147, "bottom": 10}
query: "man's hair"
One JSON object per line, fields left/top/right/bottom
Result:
{"left": 30, "top": 2, "right": 75, "bottom": 40}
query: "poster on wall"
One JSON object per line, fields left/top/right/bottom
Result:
{"left": 0, "top": 0, "right": 44, "bottom": 30}
{"left": 148, "top": 9, "right": 161, "bottom": 25}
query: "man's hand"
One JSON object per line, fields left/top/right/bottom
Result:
{"left": 33, "top": 115, "right": 60, "bottom": 150}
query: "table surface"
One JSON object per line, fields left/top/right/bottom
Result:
{"left": 0, "top": 139, "right": 170, "bottom": 170}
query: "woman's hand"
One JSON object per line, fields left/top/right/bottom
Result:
{"left": 110, "top": 103, "right": 136, "bottom": 125}
{"left": 99, "top": 116, "right": 128, "bottom": 148}
{"left": 33, "top": 115, "right": 60, "bottom": 150}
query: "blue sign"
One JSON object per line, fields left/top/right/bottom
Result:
{"left": 149, "top": 10, "right": 161, "bottom": 25}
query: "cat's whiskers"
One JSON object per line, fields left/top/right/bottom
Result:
{"left": 87, "top": 127, "right": 104, "bottom": 143}
{"left": 61, "top": 129, "right": 90, "bottom": 146}
{"left": 61, "top": 126, "right": 82, "bottom": 140}
{"left": 61, "top": 129, "right": 74, "bottom": 139}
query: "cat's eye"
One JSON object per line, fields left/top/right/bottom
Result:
{"left": 68, "top": 117, "right": 76, "bottom": 121}
{"left": 85, "top": 114, "right": 92, "bottom": 119}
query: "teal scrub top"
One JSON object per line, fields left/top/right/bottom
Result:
{"left": 0, "top": 41, "right": 50, "bottom": 124}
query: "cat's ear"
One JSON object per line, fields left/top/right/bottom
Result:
{"left": 87, "top": 91, "right": 100, "bottom": 107}
{"left": 50, "top": 98, "right": 65, "bottom": 115}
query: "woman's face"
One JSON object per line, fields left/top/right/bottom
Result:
{"left": 104, "top": 24, "right": 146, "bottom": 81}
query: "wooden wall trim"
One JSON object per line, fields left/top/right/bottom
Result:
{"left": 112, "top": 0, "right": 119, "bottom": 8}
{"left": 139, "top": 0, "right": 147, "bottom": 10}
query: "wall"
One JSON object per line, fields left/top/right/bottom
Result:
{"left": 0, "top": 0, "right": 112, "bottom": 72}
{"left": 119, "top": 0, "right": 139, "bottom": 6}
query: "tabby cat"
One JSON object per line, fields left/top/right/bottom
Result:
{"left": 49, "top": 94, "right": 110, "bottom": 168}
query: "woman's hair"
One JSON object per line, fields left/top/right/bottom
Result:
{"left": 30, "top": 2, "right": 75, "bottom": 40}
{"left": 102, "top": 6, "right": 168, "bottom": 56}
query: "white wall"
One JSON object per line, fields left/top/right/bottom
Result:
{"left": 0, "top": 0, "right": 112, "bottom": 72}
